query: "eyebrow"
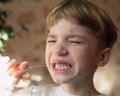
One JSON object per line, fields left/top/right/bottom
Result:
{"left": 47, "top": 35, "right": 87, "bottom": 43}
{"left": 67, "top": 34, "right": 87, "bottom": 40}
{"left": 47, "top": 34, "right": 56, "bottom": 38}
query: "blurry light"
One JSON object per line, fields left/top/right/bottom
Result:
{"left": 94, "top": 68, "right": 116, "bottom": 95}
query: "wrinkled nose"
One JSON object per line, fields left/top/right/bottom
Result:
{"left": 53, "top": 42, "right": 68, "bottom": 56}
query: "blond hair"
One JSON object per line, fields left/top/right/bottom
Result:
{"left": 46, "top": 0, "right": 117, "bottom": 49}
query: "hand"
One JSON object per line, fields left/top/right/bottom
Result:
{"left": 0, "top": 56, "right": 29, "bottom": 88}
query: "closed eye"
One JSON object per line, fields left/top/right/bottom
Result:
{"left": 47, "top": 40, "right": 56, "bottom": 43}
{"left": 69, "top": 41, "right": 83, "bottom": 44}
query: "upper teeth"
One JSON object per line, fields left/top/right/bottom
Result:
{"left": 55, "top": 64, "right": 71, "bottom": 69}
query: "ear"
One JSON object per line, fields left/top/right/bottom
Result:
{"left": 98, "top": 48, "right": 111, "bottom": 67}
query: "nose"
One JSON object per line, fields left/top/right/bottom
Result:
{"left": 53, "top": 42, "right": 68, "bottom": 56}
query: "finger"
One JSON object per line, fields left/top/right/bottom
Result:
{"left": 19, "top": 61, "right": 29, "bottom": 70}
{"left": 8, "top": 61, "right": 29, "bottom": 76}
{"left": 8, "top": 65, "right": 21, "bottom": 76}
{"left": 14, "top": 70, "right": 26, "bottom": 78}
{"left": 7, "top": 58, "right": 19, "bottom": 70}
{"left": 12, "top": 78, "right": 20, "bottom": 85}
{"left": 11, "top": 70, "right": 26, "bottom": 85}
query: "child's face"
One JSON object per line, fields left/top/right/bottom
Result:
{"left": 45, "top": 18, "right": 101, "bottom": 84}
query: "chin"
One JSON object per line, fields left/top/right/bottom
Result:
{"left": 51, "top": 76, "right": 74, "bottom": 85}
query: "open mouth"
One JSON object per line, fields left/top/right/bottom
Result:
{"left": 53, "top": 63, "right": 72, "bottom": 70}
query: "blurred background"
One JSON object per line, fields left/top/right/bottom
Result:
{"left": 0, "top": 0, "right": 120, "bottom": 96}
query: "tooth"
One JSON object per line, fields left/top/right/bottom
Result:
{"left": 55, "top": 64, "right": 71, "bottom": 69}
{"left": 63, "top": 65, "right": 67, "bottom": 69}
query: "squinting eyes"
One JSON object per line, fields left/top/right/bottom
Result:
{"left": 69, "top": 41, "right": 83, "bottom": 44}
{"left": 47, "top": 40, "right": 56, "bottom": 43}
{"left": 46, "top": 39, "right": 84, "bottom": 44}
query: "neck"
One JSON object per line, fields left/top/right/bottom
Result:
{"left": 61, "top": 75, "right": 100, "bottom": 96}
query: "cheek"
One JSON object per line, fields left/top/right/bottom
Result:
{"left": 72, "top": 48, "right": 95, "bottom": 68}
{"left": 72, "top": 48, "right": 88, "bottom": 61}
{"left": 45, "top": 46, "right": 49, "bottom": 63}
{"left": 73, "top": 52, "right": 96, "bottom": 76}
{"left": 45, "top": 45, "right": 52, "bottom": 64}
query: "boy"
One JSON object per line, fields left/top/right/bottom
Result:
{"left": 0, "top": 0, "right": 117, "bottom": 96}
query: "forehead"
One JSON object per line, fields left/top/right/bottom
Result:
{"left": 48, "top": 18, "right": 91, "bottom": 36}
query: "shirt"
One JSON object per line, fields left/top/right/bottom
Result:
{"left": 5, "top": 85, "right": 105, "bottom": 96}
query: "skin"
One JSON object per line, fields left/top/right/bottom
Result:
{"left": 0, "top": 18, "right": 111, "bottom": 96}
{"left": 45, "top": 18, "right": 110, "bottom": 95}
{"left": 8, "top": 59, "right": 29, "bottom": 84}
{"left": 7, "top": 58, "right": 29, "bottom": 84}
